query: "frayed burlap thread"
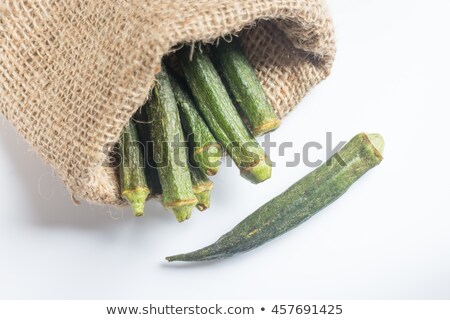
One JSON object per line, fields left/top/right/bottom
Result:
{"left": 0, "top": 0, "right": 335, "bottom": 205}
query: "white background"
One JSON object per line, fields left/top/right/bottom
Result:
{"left": 1, "top": 0, "right": 449, "bottom": 299}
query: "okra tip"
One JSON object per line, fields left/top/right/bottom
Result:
{"left": 165, "top": 251, "right": 204, "bottom": 262}
{"left": 240, "top": 157, "right": 272, "bottom": 184}
{"left": 165, "top": 254, "right": 183, "bottom": 262}
{"left": 165, "top": 244, "right": 220, "bottom": 262}
{"left": 122, "top": 187, "right": 150, "bottom": 217}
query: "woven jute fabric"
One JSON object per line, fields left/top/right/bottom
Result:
{"left": 0, "top": 0, "right": 335, "bottom": 205}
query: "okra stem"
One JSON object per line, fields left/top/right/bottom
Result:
{"left": 189, "top": 165, "right": 214, "bottom": 211}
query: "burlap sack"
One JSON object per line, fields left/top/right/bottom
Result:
{"left": 0, "top": 0, "right": 335, "bottom": 206}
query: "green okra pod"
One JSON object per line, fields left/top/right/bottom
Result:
{"left": 119, "top": 121, "right": 151, "bottom": 217}
{"left": 166, "top": 133, "right": 384, "bottom": 261}
{"left": 167, "top": 70, "right": 223, "bottom": 176}
{"left": 178, "top": 46, "right": 272, "bottom": 184}
{"left": 212, "top": 39, "right": 280, "bottom": 137}
{"left": 133, "top": 106, "right": 162, "bottom": 196}
{"left": 147, "top": 65, "right": 198, "bottom": 222}
{"left": 189, "top": 165, "right": 214, "bottom": 212}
